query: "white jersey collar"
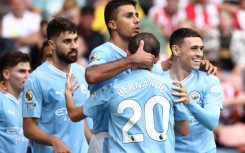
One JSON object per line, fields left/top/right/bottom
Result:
{"left": 5, "top": 93, "right": 20, "bottom": 104}
{"left": 108, "top": 42, "right": 127, "bottom": 57}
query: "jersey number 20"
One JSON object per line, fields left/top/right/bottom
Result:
{"left": 117, "top": 96, "right": 171, "bottom": 143}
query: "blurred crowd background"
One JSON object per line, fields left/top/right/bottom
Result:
{"left": 1, "top": 0, "right": 245, "bottom": 152}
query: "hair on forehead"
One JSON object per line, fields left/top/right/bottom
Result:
{"left": 169, "top": 28, "right": 201, "bottom": 47}
{"left": 0, "top": 51, "right": 31, "bottom": 80}
{"left": 46, "top": 17, "right": 77, "bottom": 40}
{"left": 104, "top": 0, "right": 137, "bottom": 34}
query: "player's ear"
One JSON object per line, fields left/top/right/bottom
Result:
{"left": 172, "top": 45, "right": 180, "bottom": 57}
{"left": 126, "top": 49, "right": 131, "bottom": 56}
{"left": 154, "top": 54, "right": 160, "bottom": 64}
{"left": 2, "top": 69, "right": 10, "bottom": 80}
{"left": 108, "top": 20, "right": 117, "bottom": 31}
{"left": 48, "top": 40, "right": 55, "bottom": 51}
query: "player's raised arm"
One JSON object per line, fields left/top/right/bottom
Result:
{"left": 65, "top": 73, "right": 86, "bottom": 122}
{"left": 85, "top": 40, "right": 155, "bottom": 84}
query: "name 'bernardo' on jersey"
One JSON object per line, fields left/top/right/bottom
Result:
{"left": 116, "top": 79, "right": 168, "bottom": 96}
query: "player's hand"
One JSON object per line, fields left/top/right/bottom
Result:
{"left": 65, "top": 73, "right": 79, "bottom": 97}
{"left": 200, "top": 60, "right": 218, "bottom": 75}
{"left": 52, "top": 137, "right": 72, "bottom": 153}
{"left": 130, "top": 40, "right": 155, "bottom": 69}
{"left": 171, "top": 81, "right": 190, "bottom": 105}
{"left": 0, "top": 81, "right": 7, "bottom": 93}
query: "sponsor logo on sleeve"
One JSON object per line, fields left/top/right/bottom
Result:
{"left": 90, "top": 54, "right": 99, "bottom": 61}
{"left": 25, "top": 89, "right": 34, "bottom": 102}
{"left": 210, "top": 85, "right": 221, "bottom": 93}
{"left": 24, "top": 89, "right": 36, "bottom": 109}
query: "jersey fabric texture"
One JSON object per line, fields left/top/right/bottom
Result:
{"left": 162, "top": 70, "right": 223, "bottom": 153}
{"left": 88, "top": 42, "right": 130, "bottom": 134}
{"left": 22, "top": 62, "right": 89, "bottom": 153}
{"left": 0, "top": 93, "right": 28, "bottom": 153}
{"left": 84, "top": 70, "right": 189, "bottom": 153}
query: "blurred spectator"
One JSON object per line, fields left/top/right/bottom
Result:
{"left": 233, "top": 0, "right": 245, "bottom": 33}
{"left": 153, "top": 0, "right": 189, "bottom": 8}
{"left": 39, "top": 40, "right": 52, "bottom": 64}
{"left": 90, "top": 0, "right": 111, "bottom": 35}
{"left": 149, "top": 0, "right": 185, "bottom": 40}
{"left": 138, "top": 0, "right": 168, "bottom": 60}
{"left": 55, "top": 0, "right": 81, "bottom": 26}
{"left": 215, "top": 71, "right": 245, "bottom": 153}
{"left": 1, "top": 0, "right": 42, "bottom": 54}
{"left": 202, "top": 9, "right": 245, "bottom": 88}
{"left": 76, "top": 36, "right": 88, "bottom": 67}
{"left": 184, "top": 0, "right": 220, "bottom": 35}
{"left": 0, "top": 16, "right": 17, "bottom": 57}
{"left": 77, "top": 5, "right": 105, "bottom": 60}
{"left": 0, "top": 0, "right": 9, "bottom": 17}
{"left": 31, "top": 0, "right": 65, "bottom": 21}
{"left": 29, "top": 20, "right": 48, "bottom": 70}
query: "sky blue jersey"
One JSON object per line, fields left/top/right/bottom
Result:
{"left": 162, "top": 70, "right": 223, "bottom": 153}
{"left": 88, "top": 42, "right": 162, "bottom": 134}
{"left": 84, "top": 70, "right": 189, "bottom": 153}
{"left": 0, "top": 93, "right": 29, "bottom": 153}
{"left": 22, "top": 62, "right": 89, "bottom": 153}
{"left": 88, "top": 42, "right": 131, "bottom": 133}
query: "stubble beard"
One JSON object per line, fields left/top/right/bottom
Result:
{"left": 56, "top": 49, "right": 78, "bottom": 64}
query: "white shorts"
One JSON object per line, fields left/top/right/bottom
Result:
{"left": 88, "top": 132, "right": 109, "bottom": 153}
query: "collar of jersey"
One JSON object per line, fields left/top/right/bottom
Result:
{"left": 47, "top": 62, "right": 71, "bottom": 77}
{"left": 165, "top": 70, "right": 195, "bottom": 85}
{"left": 5, "top": 93, "right": 20, "bottom": 104}
{"left": 107, "top": 42, "right": 127, "bottom": 57}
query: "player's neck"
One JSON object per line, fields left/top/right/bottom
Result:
{"left": 170, "top": 63, "right": 192, "bottom": 81}
{"left": 5, "top": 82, "right": 20, "bottom": 99}
{"left": 49, "top": 58, "right": 71, "bottom": 74}
{"left": 109, "top": 36, "right": 129, "bottom": 53}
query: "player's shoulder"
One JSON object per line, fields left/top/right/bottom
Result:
{"left": 71, "top": 63, "right": 86, "bottom": 72}
{"left": 194, "top": 70, "right": 220, "bottom": 83}
{"left": 0, "top": 92, "right": 6, "bottom": 100}
{"left": 25, "top": 62, "right": 50, "bottom": 84}
{"left": 90, "top": 42, "right": 111, "bottom": 54}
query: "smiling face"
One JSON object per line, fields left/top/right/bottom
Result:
{"left": 177, "top": 37, "right": 204, "bottom": 71}
{"left": 51, "top": 31, "right": 79, "bottom": 64}
{"left": 111, "top": 4, "right": 140, "bottom": 40}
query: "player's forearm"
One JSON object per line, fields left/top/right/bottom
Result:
{"left": 84, "top": 120, "right": 93, "bottom": 143}
{"left": 186, "top": 101, "right": 220, "bottom": 131}
{"left": 65, "top": 91, "right": 86, "bottom": 122}
{"left": 85, "top": 57, "right": 133, "bottom": 84}
{"left": 23, "top": 118, "right": 59, "bottom": 146}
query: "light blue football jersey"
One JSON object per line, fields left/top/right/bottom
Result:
{"left": 88, "top": 42, "right": 131, "bottom": 134}
{"left": 22, "top": 62, "right": 89, "bottom": 153}
{"left": 84, "top": 70, "right": 189, "bottom": 153}
{"left": 0, "top": 93, "right": 28, "bottom": 153}
{"left": 162, "top": 70, "right": 223, "bottom": 153}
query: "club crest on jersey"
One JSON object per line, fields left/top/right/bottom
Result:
{"left": 25, "top": 89, "right": 34, "bottom": 102}
{"left": 190, "top": 91, "right": 200, "bottom": 102}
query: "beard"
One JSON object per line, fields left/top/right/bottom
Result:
{"left": 56, "top": 48, "right": 78, "bottom": 64}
